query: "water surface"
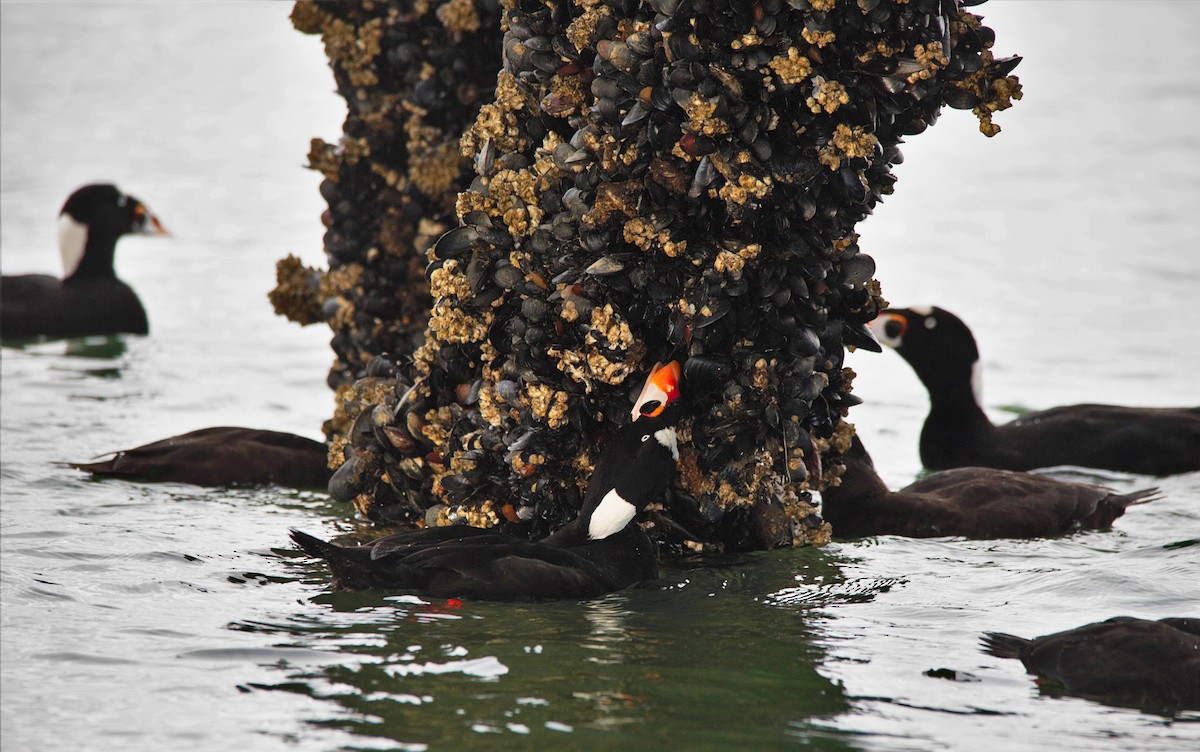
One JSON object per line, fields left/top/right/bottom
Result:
{"left": 2, "top": 3, "right": 1198, "bottom": 750}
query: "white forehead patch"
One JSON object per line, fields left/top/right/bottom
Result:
{"left": 655, "top": 427, "right": 679, "bottom": 460}
{"left": 908, "top": 305, "right": 934, "bottom": 316}
{"left": 58, "top": 214, "right": 88, "bottom": 278}
{"left": 588, "top": 488, "right": 636, "bottom": 540}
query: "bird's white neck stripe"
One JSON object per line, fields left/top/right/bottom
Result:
{"left": 970, "top": 359, "right": 983, "bottom": 407}
{"left": 655, "top": 427, "right": 678, "bottom": 460}
{"left": 58, "top": 214, "right": 88, "bottom": 278}
{"left": 588, "top": 488, "right": 636, "bottom": 540}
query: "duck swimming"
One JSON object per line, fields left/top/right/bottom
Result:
{"left": 70, "top": 426, "right": 330, "bottom": 489}
{"left": 869, "top": 306, "right": 1200, "bottom": 475}
{"left": 2, "top": 183, "right": 168, "bottom": 340}
{"left": 822, "top": 434, "right": 1158, "bottom": 539}
{"left": 982, "top": 616, "right": 1200, "bottom": 712}
{"left": 290, "top": 360, "right": 684, "bottom": 601}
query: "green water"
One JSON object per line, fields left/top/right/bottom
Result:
{"left": 257, "top": 550, "right": 857, "bottom": 750}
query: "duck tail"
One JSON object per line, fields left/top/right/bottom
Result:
{"left": 980, "top": 631, "right": 1028, "bottom": 660}
{"left": 290, "top": 529, "right": 407, "bottom": 591}
{"left": 1083, "top": 487, "right": 1161, "bottom": 529}
{"left": 290, "top": 529, "right": 342, "bottom": 559}
{"left": 1124, "top": 487, "right": 1162, "bottom": 506}
{"left": 68, "top": 453, "right": 133, "bottom": 478}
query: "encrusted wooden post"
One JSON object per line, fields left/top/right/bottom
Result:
{"left": 281, "top": 0, "right": 1020, "bottom": 552}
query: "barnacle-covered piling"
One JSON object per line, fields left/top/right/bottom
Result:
{"left": 300, "top": 0, "right": 1021, "bottom": 552}
{"left": 270, "top": 1, "right": 505, "bottom": 410}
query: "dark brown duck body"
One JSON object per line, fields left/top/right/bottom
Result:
{"left": 870, "top": 307, "right": 1200, "bottom": 476}
{"left": 982, "top": 616, "right": 1200, "bottom": 712}
{"left": 290, "top": 522, "right": 657, "bottom": 601}
{"left": 1, "top": 275, "right": 148, "bottom": 339}
{"left": 823, "top": 436, "right": 1157, "bottom": 539}
{"left": 71, "top": 427, "right": 331, "bottom": 489}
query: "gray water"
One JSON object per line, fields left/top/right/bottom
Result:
{"left": 2, "top": 3, "right": 1198, "bottom": 750}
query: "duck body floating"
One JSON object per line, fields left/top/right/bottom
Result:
{"left": 2, "top": 184, "right": 168, "bottom": 340}
{"left": 870, "top": 307, "right": 1200, "bottom": 476}
{"left": 982, "top": 616, "right": 1200, "bottom": 712}
{"left": 291, "top": 361, "right": 683, "bottom": 601}
{"left": 823, "top": 435, "right": 1157, "bottom": 539}
{"left": 70, "top": 427, "right": 331, "bottom": 489}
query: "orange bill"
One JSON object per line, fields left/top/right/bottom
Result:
{"left": 632, "top": 360, "right": 682, "bottom": 420}
{"left": 134, "top": 202, "right": 170, "bottom": 236}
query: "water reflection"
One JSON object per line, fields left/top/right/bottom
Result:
{"left": 233, "top": 548, "right": 869, "bottom": 749}
{"left": 1, "top": 334, "right": 131, "bottom": 386}
{"left": 1, "top": 333, "right": 130, "bottom": 361}
{"left": 578, "top": 596, "right": 637, "bottom": 665}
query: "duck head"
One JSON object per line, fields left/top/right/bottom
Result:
{"left": 59, "top": 184, "right": 168, "bottom": 280}
{"left": 868, "top": 306, "right": 983, "bottom": 405}
{"left": 868, "top": 307, "right": 978, "bottom": 357}
{"left": 585, "top": 361, "right": 684, "bottom": 540}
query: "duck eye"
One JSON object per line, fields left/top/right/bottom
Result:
{"left": 638, "top": 399, "right": 663, "bottom": 417}
{"left": 130, "top": 203, "right": 148, "bottom": 230}
{"left": 117, "top": 195, "right": 129, "bottom": 208}
{"left": 641, "top": 434, "right": 650, "bottom": 442}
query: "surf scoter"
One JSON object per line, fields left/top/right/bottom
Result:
{"left": 822, "top": 434, "right": 1158, "bottom": 539}
{"left": 1, "top": 183, "right": 168, "bottom": 340}
{"left": 982, "top": 616, "right": 1200, "bottom": 712}
{"left": 290, "top": 361, "right": 684, "bottom": 601}
{"left": 70, "top": 427, "right": 330, "bottom": 489}
{"left": 869, "top": 306, "right": 1200, "bottom": 475}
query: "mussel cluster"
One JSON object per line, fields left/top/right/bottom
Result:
{"left": 293, "top": 0, "right": 1021, "bottom": 552}
{"left": 270, "top": 0, "right": 505, "bottom": 409}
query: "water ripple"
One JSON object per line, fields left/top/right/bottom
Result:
{"left": 177, "top": 646, "right": 355, "bottom": 665}
{"left": 34, "top": 651, "right": 138, "bottom": 665}
{"left": 384, "top": 656, "right": 508, "bottom": 679}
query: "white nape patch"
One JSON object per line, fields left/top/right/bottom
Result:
{"left": 58, "top": 214, "right": 88, "bottom": 277}
{"left": 588, "top": 488, "right": 636, "bottom": 540}
{"left": 655, "top": 427, "right": 679, "bottom": 460}
{"left": 909, "top": 305, "right": 934, "bottom": 316}
{"left": 970, "top": 359, "right": 984, "bottom": 406}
